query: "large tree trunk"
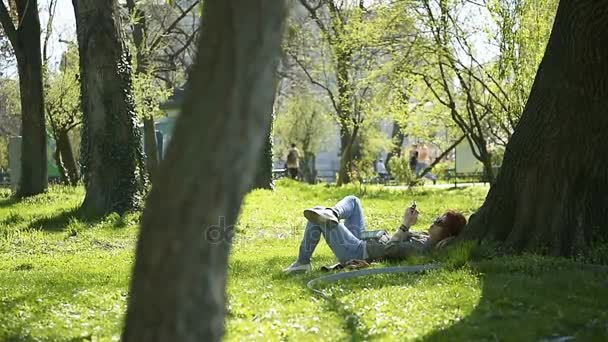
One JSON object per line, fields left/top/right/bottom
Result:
{"left": 0, "top": 0, "right": 48, "bottom": 197}
{"left": 252, "top": 94, "right": 277, "bottom": 190}
{"left": 56, "top": 129, "right": 79, "bottom": 185}
{"left": 122, "top": 1, "right": 286, "bottom": 340}
{"left": 463, "top": 0, "right": 608, "bottom": 256}
{"left": 73, "top": 0, "right": 144, "bottom": 217}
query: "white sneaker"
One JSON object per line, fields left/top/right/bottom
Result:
{"left": 283, "top": 261, "right": 312, "bottom": 274}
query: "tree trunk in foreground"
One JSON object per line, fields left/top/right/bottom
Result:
{"left": 73, "top": 0, "right": 144, "bottom": 217}
{"left": 122, "top": 1, "right": 286, "bottom": 340}
{"left": 0, "top": 0, "right": 48, "bottom": 197}
{"left": 463, "top": 0, "right": 608, "bottom": 256}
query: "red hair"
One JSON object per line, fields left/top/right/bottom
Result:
{"left": 439, "top": 211, "right": 467, "bottom": 238}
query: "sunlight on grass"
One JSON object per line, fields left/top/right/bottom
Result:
{"left": 0, "top": 182, "right": 607, "bottom": 341}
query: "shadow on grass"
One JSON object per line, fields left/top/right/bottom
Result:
{"left": 0, "top": 270, "right": 124, "bottom": 342}
{"left": 232, "top": 254, "right": 432, "bottom": 340}
{"left": 0, "top": 196, "right": 20, "bottom": 209}
{"left": 0, "top": 295, "right": 89, "bottom": 342}
{"left": 26, "top": 207, "right": 102, "bottom": 232}
{"left": 421, "top": 259, "right": 608, "bottom": 341}
{"left": 312, "top": 270, "right": 431, "bottom": 341}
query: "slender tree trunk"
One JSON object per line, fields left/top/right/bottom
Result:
{"left": 337, "top": 127, "right": 351, "bottom": 186}
{"left": 73, "top": 0, "right": 144, "bottom": 217}
{"left": 385, "top": 121, "right": 405, "bottom": 175}
{"left": 480, "top": 153, "right": 494, "bottom": 183}
{"left": 16, "top": 58, "right": 47, "bottom": 196}
{"left": 252, "top": 129, "right": 275, "bottom": 190}
{"left": 302, "top": 153, "right": 317, "bottom": 184}
{"left": 463, "top": 0, "right": 608, "bottom": 256}
{"left": 335, "top": 47, "right": 355, "bottom": 186}
{"left": 0, "top": 0, "right": 48, "bottom": 196}
{"left": 53, "top": 145, "right": 69, "bottom": 185}
{"left": 56, "top": 129, "right": 79, "bottom": 185}
{"left": 126, "top": 0, "right": 160, "bottom": 183}
{"left": 122, "top": 1, "right": 286, "bottom": 340}
{"left": 143, "top": 115, "right": 159, "bottom": 181}
{"left": 337, "top": 124, "right": 359, "bottom": 186}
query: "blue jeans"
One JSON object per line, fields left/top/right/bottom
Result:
{"left": 297, "top": 195, "right": 367, "bottom": 264}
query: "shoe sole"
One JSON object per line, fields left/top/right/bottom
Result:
{"left": 303, "top": 209, "right": 338, "bottom": 226}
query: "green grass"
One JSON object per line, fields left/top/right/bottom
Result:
{"left": 0, "top": 180, "right": 607, "bottom": 341}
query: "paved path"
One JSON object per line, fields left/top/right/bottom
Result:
{"left": 385, "top": 182, "right": 490, "bottom": 190}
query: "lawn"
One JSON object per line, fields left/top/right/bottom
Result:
{"left": 0, "top": 180, "right": 607, "bottom": 341}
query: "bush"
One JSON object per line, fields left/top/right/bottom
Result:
{"left": 388, "top": 156, "right": 417, "bottom": 185}
{"left": 432, "top": 160, "right": 455, "bottom": 180}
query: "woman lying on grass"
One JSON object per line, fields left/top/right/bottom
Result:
{"left": 283, "top": 195, "right": 467, "bottom": 274}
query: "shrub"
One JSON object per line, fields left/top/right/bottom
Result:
{"left": 388, "top": 156, "right": 417, "bottom": 185}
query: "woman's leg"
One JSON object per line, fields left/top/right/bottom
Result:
{"left": 333, "top": 195, "right": 366, "bottom": 237}
{"left": 296, "top": 220, "right": 366, "bottom": 264}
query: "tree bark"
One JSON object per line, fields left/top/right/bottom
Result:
{"left": 56, "top": 129, "right": 79, "bottom": 185}
{"left": 0, "top": 0, "right": 48, "bottom": 197}
{"left": 463, "top": 0, "right": 608, "bottom": 256}
{"left": 337, "top": 124, "right": 359, "bottom": 186}
{"left": 252, "top": 128, "right": 275, "bottom": 190}
{"left": 122, "top": 1, "right": 286, "bottom": 341}
{"left": 335, "top": 46, "right": 355, "bottom": 186}
{"left": 252, "top": 89, "right": 277, "bottom": 191}
{"left": 301, "top": 153, "right": 317, "bottom": 184}
{"left": 53, "top": 145, "right": 69, "bottom": 185}
{"left": 143, "top": 115, "right": 159, "bottom": 181}
{"left": 73, "top": 0, "right": 144, "bottom": 217}
{"left": 126, "top": 0, "right": 161, "bottom": 184}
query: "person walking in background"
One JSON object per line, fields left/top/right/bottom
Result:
{"left": 409, "top": 145, "right": 419, "bottom": 173}
{"left": 286, "top": 143, "right": 300, "bottom": 180}
{"left": 376, "top": 158, "right": 389, "bottom": 183}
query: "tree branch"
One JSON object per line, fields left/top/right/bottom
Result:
{"left": 417, "top": 133, "right": 466, "bottom": 179}
{"left": 288, "top": 50, "right": 340, "bottom": 116}
{"left": 298, "top": 0, "right": 331, "bottom": 41}
{"left": 0, "top": 1, "right": 17, "bottom": 46}
{"left": 148, "top": 0, "right": 199, "bottom": 54}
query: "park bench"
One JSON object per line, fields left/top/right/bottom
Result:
{"left": 272, "top": 168, "right": 287, "bottom": 180}
{"left": 0, "top": 173, "right": 9, "bottom": 187}
{"left": 446, "top": 165, "right": 500, "bottom": 185}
